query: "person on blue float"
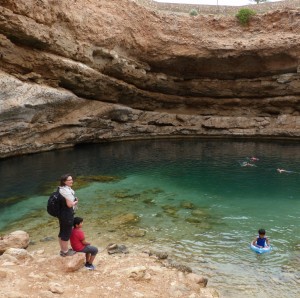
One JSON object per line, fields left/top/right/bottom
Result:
{"left": 252, "top": 228, "right": 269, "bottom": 248}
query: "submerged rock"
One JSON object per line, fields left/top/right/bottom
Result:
{"left": 162, "top": 205, "right": 179, "bottom": 218}
{"left": 126, "top": 228, "right": 146, "bottom": 238}
{"left": 110, "top": 213, "right": 140, "bottom": 226}
{"left": 180, "top": 201, "right": 195, "bottom": 209}
{"left": 185, "top": 217, "right": 202, "bottom": 224}
{"left": 191, "top": 208, "right": 208, "bottom": 217}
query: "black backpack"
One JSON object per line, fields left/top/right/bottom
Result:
{"left": 47, "top": 187, "right": 63, "bottom": 217}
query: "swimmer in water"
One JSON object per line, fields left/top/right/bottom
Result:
{"left": 277, "top": 168, "right": 293, "bottom": 174}
{"left": 249, "top": 157, "right": 259, "bottom": 162}
{"left": 241, "top": 161, "right": 256, "bottom": 167}
{"left": 252, "top": 228, "right": 270, "bottom": 248}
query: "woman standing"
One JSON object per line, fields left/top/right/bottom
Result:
{"left": 58, "top": 173, "right": 78, "bottom": 257}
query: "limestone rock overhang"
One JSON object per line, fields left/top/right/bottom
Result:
{"left": 0, "top": 0, "right": 300, "bottom": 158}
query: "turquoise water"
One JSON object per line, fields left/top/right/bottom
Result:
{"left": 0, "top": 139, "right": 300, "bottom": 297}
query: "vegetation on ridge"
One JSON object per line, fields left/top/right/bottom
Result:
{"left": 236, "top": 8, "right": 256, "bottom": 26}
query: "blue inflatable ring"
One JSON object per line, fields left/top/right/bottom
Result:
{"left": 250, "top": 243, "right": 271, "bottom": 254}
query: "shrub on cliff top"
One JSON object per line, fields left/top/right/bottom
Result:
{"left": 189, "top": 8, "right": 198, "bottom": 16}
{"left": 251, "top": 0, "right": 267, "bottom": 3}
{"left": 236, "top": 8, "right": 256, "bottom": 26}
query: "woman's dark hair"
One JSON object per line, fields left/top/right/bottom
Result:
{"left": 60, "top": 173, "right": 72, "bottom": 186}
{"left": 73, "top": 217, "right": 83, "bottom": 227}
{"left": 258, "top": 229, "right": 266, "bottom": 235}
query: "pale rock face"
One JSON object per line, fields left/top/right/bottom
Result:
{"left": 0, "top": 231, "right": 30, "bottom": 254}
{"left": 0, "top": 0, "right": 300, "bottom": 158}
{"left": 63, "top": 253, "right": 86, "bottom": 272}
{"left": 2, "top": 248, "right": 33, "bottom": 261}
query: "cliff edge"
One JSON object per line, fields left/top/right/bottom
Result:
{"left": 0, "top": 0, "right": 299, "bottom": 158}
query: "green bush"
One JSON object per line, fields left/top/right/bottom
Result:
{"left": 236, "top": 8, "right": 256, "bottom": 26}
{"left": 189, "top": 8, "right": 198, "bottom": 16}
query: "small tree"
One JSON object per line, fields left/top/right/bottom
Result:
{"left": 251, "top": 0, "right": 267, "bottom": 4}
{"left": 236, "top": 8, "right": 256, "bottom": 26}
{"left": 189, "top": 8, "right": 198, "bottom": 16}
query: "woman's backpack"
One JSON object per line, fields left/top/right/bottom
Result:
{"left": 47, "top": 187, "right": 63, "bottom": 217}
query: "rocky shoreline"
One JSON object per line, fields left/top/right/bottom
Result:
{"left": 0, "top": 230, "right": 219, "bottom": 298}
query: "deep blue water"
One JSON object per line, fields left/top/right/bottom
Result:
{"left": 0, "top": 139, "right": 300, "bottom": 297}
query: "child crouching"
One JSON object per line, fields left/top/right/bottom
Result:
{"left": 70, "top": 217, "right": 98, "bottom": 270}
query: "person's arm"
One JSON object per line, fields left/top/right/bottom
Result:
{"left": 80, "top": 231, "right": 90, "bottom": 246}
{"left": 81, "top": 238, "right": 91, "bottom": 246}
{"left": 252, "top": 237, "right": 257, "bottom": 246}
{"left": 66, "top": 199, "right": 78, "bottom": 208}
{"left": 59, "top": 187, "right": 78, "bottom": 208}
{"left": 266, "top": 237, "right": 270, "bottom": 246}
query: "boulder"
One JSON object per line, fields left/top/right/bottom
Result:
{"left": 63, "top": 253, "right": 86, "bottom": 272}
{"left": 107, "top": 243, "right": 129, "bottom": 255}
{"left": 49, "top": 282, "right": 65, "bottom": 294}
{"left": 0, "top": 231, "right": 30, "bottom": 254}
{"left": 2, "top": 248, "right": 33, "bottom": 261}
{"left": 186, "top": 273, "right": 208, "bottom": 288}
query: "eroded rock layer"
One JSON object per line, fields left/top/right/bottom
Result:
{"left": 0, "top": 0, "right": 299, "bottom": 158}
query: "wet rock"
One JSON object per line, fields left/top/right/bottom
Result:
{"left": 186, "top": 273, "right": 208, "bottom": 288}
{"left": 167, "top": 260, "right": 193, "bottom": 273}
{"left": 110, "top": 213, "right": 140, "bottom": 226}
{"left": 146, "top": 249, "right": 168, "bottom": 260}
{"left": 107, "top": 243, "right": 129, "bottom": 254}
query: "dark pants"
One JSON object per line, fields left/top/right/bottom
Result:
{"left": 80, "top": 245, "right": 98, "bottom": 256}
{"left": 58, "top": 215, "right": 73, "bottom": 241}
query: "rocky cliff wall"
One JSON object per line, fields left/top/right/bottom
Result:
{"left": 0, "top": 0, "right": 299, "bottom": 158}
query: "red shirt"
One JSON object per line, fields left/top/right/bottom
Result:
{"left": 70, "top": 228, "right": 85, "bottom": 251}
